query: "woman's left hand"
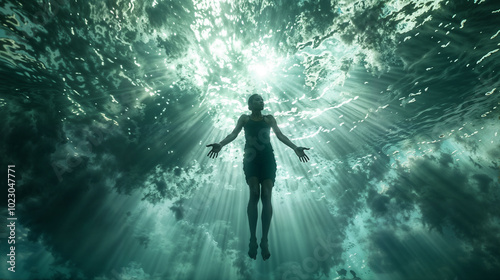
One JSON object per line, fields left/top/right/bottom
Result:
{"left": 294, "top": 147, "right": 310, "bottom": 162}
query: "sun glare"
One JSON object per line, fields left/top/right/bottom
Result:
{"left": 248, "top": 61, "right": 271, "bottom": 79}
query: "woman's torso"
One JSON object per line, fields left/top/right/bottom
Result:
{"left": 243, "top": 115, "right": 273, "bottom": 154}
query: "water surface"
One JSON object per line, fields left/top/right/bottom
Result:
{"left": 0, "top": 0, "right": 499, "bottom": 279}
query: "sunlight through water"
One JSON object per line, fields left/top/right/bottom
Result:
{"left": 0, "top": 0, "right": 499, "bottom": 279}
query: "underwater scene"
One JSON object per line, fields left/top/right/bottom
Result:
{"left": 0, "top": 0, "right": 499, "bottom": 279}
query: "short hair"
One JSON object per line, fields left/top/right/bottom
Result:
{"left": 247, "top": 94, "right": 260, "bottom": 110}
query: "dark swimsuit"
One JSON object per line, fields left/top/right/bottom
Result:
{"left": 243, "top": 116, "right": 277, "bottom": 184}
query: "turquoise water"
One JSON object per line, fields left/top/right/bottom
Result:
{"left": 0, "top": 0, "right": 499, "bottom": 279}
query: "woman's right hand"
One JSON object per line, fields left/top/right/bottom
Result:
{"left": 206, "top": 143, "right": 222, "bottom": 158}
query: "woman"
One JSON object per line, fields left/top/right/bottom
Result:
{"left": 206, "top": 94, "right": 310, "bottom": 261}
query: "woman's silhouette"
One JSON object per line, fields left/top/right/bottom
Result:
{"left": 206, "top": 94, "right": 310, "bottom": 261}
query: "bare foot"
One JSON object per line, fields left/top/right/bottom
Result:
{"left": 260, "top": 239, "right": 271, "bottom": 260}
{"left": 248, "top": 238, "right": 258, "bottom": 259}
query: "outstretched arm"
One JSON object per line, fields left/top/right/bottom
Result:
{"left": 268, "top": 115, "right": 310, "bottom": 162}
{"left": 206, "top": 114, "right": 246, "bottom": 159}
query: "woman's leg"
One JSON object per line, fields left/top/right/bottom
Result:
{"left": 260, "top": 179, "right": 273, "bottom": 260}
{"left": 247, "top": 177, "right": 260, "bottom": 259}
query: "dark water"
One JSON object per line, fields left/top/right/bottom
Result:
{"left": 1, "top": 0, "right": 499, "bottom": 279}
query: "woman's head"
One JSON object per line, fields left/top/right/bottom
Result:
{"left": 247, "top": 94, "right": 264, "bottom": 111}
